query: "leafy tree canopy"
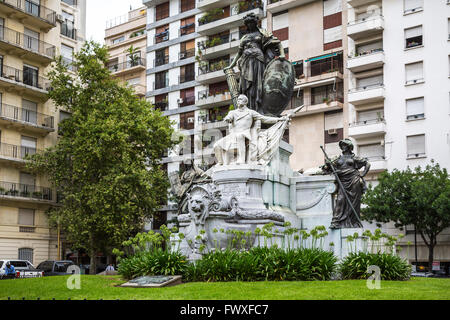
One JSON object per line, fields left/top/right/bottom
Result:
{"left": 27, "top": 41, "right": 176, "bottom": 272}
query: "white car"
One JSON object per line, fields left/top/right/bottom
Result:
{"left": 0, "top": 259, "right": 44, "bottom": 279}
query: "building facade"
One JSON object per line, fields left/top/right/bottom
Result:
{"left": 0, "top": 0, "right": 86, "bottom": 266}
{"left": 105, "top": 6, "right": 148, "bottom": 98}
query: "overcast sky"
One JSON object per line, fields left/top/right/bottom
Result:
{"left": 86, "top": 0, "right": 145, "bottom": 44}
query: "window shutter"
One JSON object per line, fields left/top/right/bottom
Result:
{"left": 405, "top": 62, "right": 423, "bottom": 82}
{"left": 406, "top": 97, "right": 424, "bottom": 116}
{"left": 357, "top": 75, "right": 383, "bottom": 88}
{"left": 18, "top": 209, "right": 35, "bottom": 226}
{"left": 407, "top": 135, "right": 425, "bottom": 155}
{"left": 358, "top": 109, "right": 384, "bottom": 122}
{"left": 359, "top": 144, "right": 384, "bottom": 158}
{"left": 324, "top": 0, "right": 342, "bottom": 16}
{"left": 404, "top": 0, "right": 423, "bottom": 11}
{"left": 356, "top": 41, "right": 383, "bottom": 54}
{"left": 405, "top": 26, "right": 422, "bottom": 39}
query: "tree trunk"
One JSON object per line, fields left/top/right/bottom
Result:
{"left": 428, "top": 244, "right": 435, "bottom": 272}
{"left": 89, "top": 249, "right": 97, "bottom": 275}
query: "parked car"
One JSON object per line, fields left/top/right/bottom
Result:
{"left": 36, "top": 260, "right": 75, "bottom": 276}
{"left": 0, "top": 260, "right": 43, "bottom": 279}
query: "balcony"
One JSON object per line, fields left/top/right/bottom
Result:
{"left": 0, "top": 0, "right": 56, "bottom": 30}
{"left": 179, "top": 23, "right": 196, "bottom": 37}
{"left": 295, "top": 61, "right": 343, "bottom": 90}
{"left": 347, "top": 0, "right": 378, "bottom": 7}
{"left": 286, "top": 91, "right": 344, "bottom": 117}
{"left": 267, "top": 0, "right": 317, "bottom": 14}
{"left": 349, "top": 119, "right": 386, "bottom": 139}
{"left": 366, "top": 156, "right": 387, "bottom": 172}
{"left": 154, "top": 30, "right": 169, "bottom": 44}
{"left": 197, "top": 4, "right": 264, "bottom": 36}
{"left": 179, "top": 72, "right": 195, "bottom": 84}
{"left": 179, "top": 48, "right": 195, "bottom": 60}
{"left": 61, "top": 20, "right": 77, "bottom": 40}
{"left": 348, "top": 83, "right": 385, "bottom": 105}
{"left": 0, "top": 181, "right": 53, "bottom": 203}
{"left": 347, "top": 14, "right": 384, "bottom": 40}
{"left": 153, "top": 78, "right": 169, "bottom": 90}
{"left": 198, "top": 31, "right": 241, "bottom": 60}
{"left": 0, "top": 64, "right": 50, "bottom": 100}
{"left": 0, "top": 142, "right": 40, "bottom": 165}
{"left": 197, "top": 90, "right": 232, "bottom": 108}
{"left": 0, "top": 26, "right": 56, "bottom": 64}
{"left": 109, "top": 58, "right": 146, "bottom": 76}
{"left": 197, "top": 0, "right": 235, "bottom": 11}
{"left": 0, "top": 103, "right": 54, "bottom": 135}
{"left": 347, "top": 49, "right": 385, "bottom": 73}
{"left": 153, "top": 55, "right": 169, "bottom": 67}
{"left": 130, "top": 83, "right": 146, "bottom": 97}
{"left": 197, "top": 59, "right": 230, "bottom": 84}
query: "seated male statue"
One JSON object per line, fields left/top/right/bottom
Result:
{"left": 214, "top": 94, "right": 286, "bottom": 165}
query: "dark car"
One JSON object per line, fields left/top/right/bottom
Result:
{"left": 36, "top": 260, "right": 75, "bottom": 276}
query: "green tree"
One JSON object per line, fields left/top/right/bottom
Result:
{"left": 362, "top": 161, "right": 450, "bottom": 270}
{"left": 27, "top": 42, "right": 176, "bottom": 274}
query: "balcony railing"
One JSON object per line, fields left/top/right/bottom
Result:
{"left": 154, "top": 56, "right": 169, "bottom": 67}
{"left": 349, "top": 48, "right": 384, "bottom": 59}
{"left": 308, "top": 59, "right": 343, "bottom": 77}
{"left": 154, "top": 78, "right": 169, "bottom": 90}
{"left": 61, "top": 19, "right": 77, "bottom": 40}
{"left": 365, "top": 155, "right": 386, "bottom": 161}
{"left": 198, "top": 0, "right": 263, "bottom": 26}
{"left": 179, "top": 73, "right": 195, "bottom": 83}
{"left": 154, "top": 101, "right": 168, "bottom": 111}
{"left": 350, "top": 118, "right": 385, "bottom": 127}
{"left": 198, "top": 89, "right": 230, "bottom": 101}
{"left": 0, "top": 142, "right": 40, "bottom": 160}
{"left": 198, "top": 31, "right": 243, "bottom": 50}
{"left": 0, "top": 26, "right": 56, "bottom": 59}
{"left": 348, "top": 11, "right": 383, "bottom": 26}
{"left": 349, "top": 83, "right": 384, "bottom": 93}
{"left": 0, "top": 0, "right": 57, "bottom": 25}
{"left": 179, "top": 48, "right": 195, "bottom": 60}
{"left": 108, "top": 58, "right": 146, "bottom": 73}
{"left": 179, "top": 23, "right": 195, "bottom": 36}
{"left": 180, "top": 95, "right": 195, "bottom": 107}
{"left": 198, "top": 59, "right": 230, "bottom": 75}
{"left": 0, "top": 103, "right": 54, "bottom": 128}
{"left": 154, "top": 30, "right": 169, "bottom": 43}
{"left": 0, "top": 181, "right": 52, "bottom": 201}
{"left": 288, "top": 91, "right": 344, "bottom": 109}
{"left": 0, "top": 64, "right": 50, "bottom": 91}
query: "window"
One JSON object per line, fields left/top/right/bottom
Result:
{"left": 61, "top": 44, "right": 74, "bottom": 70}
{"left": 155, "top": 25, "right": 169, "bottom": 43}
{"left": 21, "top": 136, "right": 37, "bottom": 158}
{"left": 62, "top": 0, "right": 77, "bottom": 6}
{"left": 61, "top": 11, "right": 76, "bottom": 39}
{"left": 180, "top": 40, "right": 195, "bottom": 59}
{"left": 18, "top": 248, "right": 33, "bottom": 264}
{"left": 405, "top": 61, "right": 423, "bottom": 84}
{"left": 406, "top": 97, "right": 425, "bottom": 120}
{"left": 23, "top": 64, "right": 39, "bottom": 88}
{"left": 180, "top": 16, "right": 195, "bottom": 36}
{"left": 404, "top": 0, "right": 423, "bottom": 13}
{"left": 355, "top": 40, "right": 383, "bottom": 56}
{"left": 356, "top": 108, "right": 384, "bottom": 124}
{"left": 18, "top": 209, "right": 35, "bottom": 226}
{"left": 448, "top": 19, "right": 450, "bottom": 40}
{"left": 155, "top": 2, "right": 169, "bottom": 21}
{"left": 22, "top": 99, "right": 37, "bottom": 124}
{"left": 126, "top": 77, "right": 141, "bottom": 86}
{"left": 407, "top": 134, "right": 426, "bottom": 158}
{"left": 26, "top": 0, "right": 40, "bottom": 16}
{"left": 112, "top": 36, "right": 125, "bottom": 45}
{"left": 180, "top": 0, "right": 195, "bottom": 13}
{"left": 180, "top": 64, "right": 195, "bottom": 83}
{"left": 180, "top": 87, "right": 195, "bottom": 107}
{"left": 24, "top": 28, "right": 39, "bottom": 52}
{"left": 359, "top": 144, "right": 385, "bottom": 160}
{"left": 155, "top": 48, "right": 169, "bottom": 67}
{"left": 405, "top": 26, "right": 422, "bottom": 49}
{"left": 357, "top": 74, "right": 383, "bottom": 89}
{"left": 155, "top": 71, "right": 168, "bottom": 89}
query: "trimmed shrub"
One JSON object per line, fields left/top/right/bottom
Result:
{"left": 340, "top": 252, "right": 411, "bottom": 281}
{"left": 183, "top": 247, "right": 337, "bottom": 282}
{"left": 118, "top": 248, "right": 188, "bottom": 280}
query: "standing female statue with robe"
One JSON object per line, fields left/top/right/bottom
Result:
{"left": 224, "top": 13, "right": 286, "bottom": 114}
{"left": 322, "top": 139, "right": 371, "bottom": 229}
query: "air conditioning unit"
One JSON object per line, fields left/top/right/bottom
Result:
{"left": 56, "top": 14, "right": 64, "bottom": 23}
{"left": 177, "top": 98, "right": 184, "bottom": 104}
{"left": 180, "top": 52, "right": 186, "bottom": 59}
{"left": 162, "top": 35, "right": 169, "bottom": 41}
{"left": 187, "top": 117, "right": 195, "bottom": 123}
{"left": 327, "top": 128, "right": 338, "bottom": 135}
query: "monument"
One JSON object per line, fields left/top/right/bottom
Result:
{"left": 170, "top": 13, "right": 371, "bottom": 261}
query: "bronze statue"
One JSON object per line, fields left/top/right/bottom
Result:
{"left": 224, "top": 13, "right": 294, "bottom": 116}
{"left": 321, "top": 139, "right": 371, "bottom": 229}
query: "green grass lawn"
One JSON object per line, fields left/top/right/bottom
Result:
{"left": 0, "top": 276, "right": 449, "bottom": 300}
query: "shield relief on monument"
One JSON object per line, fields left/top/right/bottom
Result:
{"left": 261, "top": 58, "right": 296, "bottom": 116}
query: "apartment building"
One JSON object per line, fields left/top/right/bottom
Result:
{"left": 105, "top": 6, "right": 147, "bottom": 98}
{"left": 346, "top": 0, "right": 450, "bottom": 264}
{"left": 0, "top": 0, "right": 86, "bottom": 265}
